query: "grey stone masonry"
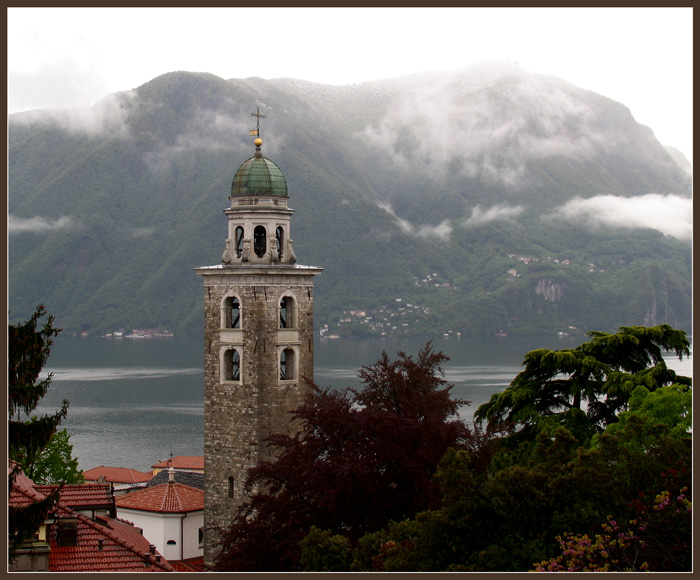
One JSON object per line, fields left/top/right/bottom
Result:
{"left": 195, "top": 264, "right": 321, "bottom": 567}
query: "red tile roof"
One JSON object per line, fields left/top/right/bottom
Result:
{"left": 170, "top": 556, "right": 206, "bottom": 572}
{"left": 151, "top": 456, "right": 204, "bottom": 471}
{"left": 35, "top": 484, "right": 114, "bottom": 510}
{"left": 9, "top": 477, "right": 55, "bottom": 508}
{"left": 47, "top": 505, "right": 173, "bottom": 572}
{"left": 83, "top": 465, "right": 152, "bottom": 484}
{"left": 9, "top": 468, "right": 172, "bottom": 572}
{"left": 116, "top": 482, "right": 204, "bottom": 514}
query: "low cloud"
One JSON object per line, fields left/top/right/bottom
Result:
{"left": 378, "top": 202, "right": 452, "bottom": 241}
{"left": 463, "top": 204, "right": 525, "bottom": 227}
{"left": 9, "top": 214, "right": 75, "bottom": 235}
{"left": 360, "top": 62, "right": 601, "bottom": 187}
{"left": 10, "top": 91, "right": 134, "bottom": 136}
{"left": 547, "top": 194, "right": 692, "bottom": 241}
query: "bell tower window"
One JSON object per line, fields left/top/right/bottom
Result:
{"left": 276, "top": 226, "right": 284, "bottom": 259}
{"left": 224, "top": 296, "right": 240, "bottom": 329}
{"left": 224, "top": 348, "right": 240, "bottom": 381}
{"left": 280, "top": 348, "right": 296, "bottom": 381}
{"left": 254, "top": 226, "right": 266, "bottom": 258}
{"left": 280, "top": 295, "right": 296, "bottom": 329}
{"left": 235, "top": 226, "right": 244, "bottom": 258}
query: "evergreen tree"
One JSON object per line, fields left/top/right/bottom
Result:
{"left": 474, "top": 324, "right": 690, "bottom": 442}
{"left": 8, "top": 305, "right": 69, "bottom": 561}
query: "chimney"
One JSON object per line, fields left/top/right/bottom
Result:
{"left": 150, "top": 544, "right": 156, "bottom": 555}
{"left": 168, "top": 467, "right": 175, "bottom": 483}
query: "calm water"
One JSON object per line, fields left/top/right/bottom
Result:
{"left": 37, "top": 335, "right": 692, "bottom": 473}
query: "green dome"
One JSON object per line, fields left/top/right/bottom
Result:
{"left": 231, "top": 150, "right": 288, "bottom": 197}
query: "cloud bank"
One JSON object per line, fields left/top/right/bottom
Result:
{"left": 361, "top": 62, "right": 604, "bottom": 186}
{"left": 463, "top": 204, "right": 525, "bottom": 227}
{"left": 9, "top": 215, "right": 75, "bottom": 235}
{"left": 9, "top": 91, "right": 134, "bottom": 136}
{"left": 547, "top": 193, "right": 692, "bottom": 241}
{"left": 378, "top": 202, "right": 452, "bottom": 241}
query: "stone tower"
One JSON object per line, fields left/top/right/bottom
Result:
{"left": 195, "top": 123, "right": 322, "bottom": 566}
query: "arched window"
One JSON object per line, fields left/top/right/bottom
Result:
{"left": 280, "top": 295, "right": 295, "bottom": 329}
{"left": 235, "top": 226, "right": 244, "bottom": 258}
{"left": 276, "top": 226, "right": 284, "bottom": 259}
{"left": 280, "top": 348, "right": 295, "bottom": 381}
{"left": 227, "top": 476, "right": 234, "bottom": 499}
{"left": 254, "top": 225, "right": 266, "bottom": 258}
{"left": 224, "top": 296, "right": 240, "bottom": 329}
{"left": 280, "top": 297, "right": 288, "bottom": 328}
{"left": 224, "top": 348, "right": 240, "bottom": 381}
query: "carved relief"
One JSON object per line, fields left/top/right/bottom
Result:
{"left": 285, "top": 239, "right": 297, "bottom": 264}
{"left": 241, "top": 240, "right": 251, "bottom": 263}
{"left": 221, "top": 239, "right": 234, "bottom": 264}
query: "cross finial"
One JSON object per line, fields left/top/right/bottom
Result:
{"left": 250, "top": 106, "right": 266, "bottom": 139}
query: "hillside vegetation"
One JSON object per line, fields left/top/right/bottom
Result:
{"left": 8, "top": 62, "right": 692, "bottom": 337}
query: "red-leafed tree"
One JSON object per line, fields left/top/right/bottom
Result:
{"left": 213, "top": 343, "right": 482, "bottom": 571}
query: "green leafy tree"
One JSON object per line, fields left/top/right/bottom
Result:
{"left": 8, "top": 305, "right": 69, "bottom": 561}
{"left": 474, "top": 325, "right": 690, "bottom": 442}
{"left": 346, "top": 418, "right": 691, "bottom": 571}
{"left": 596, "top": 383, "right": 691, "bottom": 444}
{"left": 298, "top": 526, "right": 353, "bottom": 572}
{"left": 16, "top": 426, "right": 84, "bottom": 484}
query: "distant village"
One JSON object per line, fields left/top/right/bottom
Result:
{"left": 87, "top": 328, "right": 175, "bottom": 339}
{"left": 320, "top": 253, "right": 606, "bottom": 338}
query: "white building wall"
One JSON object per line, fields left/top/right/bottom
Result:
{"left": 116, "top": 508, "right": 203, "bottom": 562}
{"left": 181, "top": 511, "right": 205, "bottom": 560}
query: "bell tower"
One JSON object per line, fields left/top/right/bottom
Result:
{"left": 195, "top": 112, "right": 322, "bottom": 566}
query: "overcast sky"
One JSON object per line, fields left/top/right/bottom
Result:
{"left": 7, "top": 6, "right": 693, "bottom": 161}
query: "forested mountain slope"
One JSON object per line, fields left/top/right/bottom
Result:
{"left": 8, "top": 62, "right": 692, "bottom": 337}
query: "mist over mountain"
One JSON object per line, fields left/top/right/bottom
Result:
{"left": 8, "top": 62, "right": 692, "bottom": 337}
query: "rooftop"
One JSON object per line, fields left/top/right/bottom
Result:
{"left": 116, "top": 482, "right": 204, "bottom": 514}
{"left": 147, "top": 469, "right": 204, "bottom": 490}
{"left": 34, "top": 484, "right": 114, "bottom": 510}
{"left": 151, "top": 455, "right": 204, "bottom": 472}
{"left": 9, "top": 469, "right": 172, "bottom": 572}
{"left": 230, "top": 139, "right": 288, "bottom": 198}
{"left": 83, "top": 466, "right": 152, "bottom": 484}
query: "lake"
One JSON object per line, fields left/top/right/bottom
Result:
{"left": 37, "top": 335, "right": 692, "bottom": 473}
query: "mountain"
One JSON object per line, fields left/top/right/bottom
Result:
{"left": 8, "top": 62, "right": 692, "bottom": 337}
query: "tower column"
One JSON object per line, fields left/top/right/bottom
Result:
{"left": 196, "top": 130, "right": 321, "bottom": 567}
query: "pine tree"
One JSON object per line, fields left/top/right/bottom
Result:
{"left": 8, "top": 305, "right": 69, "bottom": 561}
